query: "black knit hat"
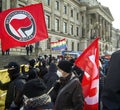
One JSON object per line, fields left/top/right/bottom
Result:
{"left": 58, "top": 60, "right": 72, "bottom": 73}
{"left": 29, "top": 59, "right": 36, "bottom": 67}
{"left": 5, "top": 62, "right": 20, "bottom": 70}
{"left": 23, "top": 78, "right": 47, "bottom": 98}
{"left": 4, "top": 62, "right": 20, "bottom": 81}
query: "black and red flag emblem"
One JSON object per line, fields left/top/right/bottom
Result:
{"left": 0, "top": 3, "right": 48, "bottom": 51}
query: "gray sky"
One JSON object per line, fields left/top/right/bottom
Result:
{"left": 98, "top": 0, "right": 120, "bottom": 29}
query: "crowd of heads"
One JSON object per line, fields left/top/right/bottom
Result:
{"left": 1, "top": 52, "right": 113, "bottom": 110}
{"left": 2, "top": 54, "right": 85, "bottom": 110}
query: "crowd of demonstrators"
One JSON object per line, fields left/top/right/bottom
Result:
{"left": 0, "top": 54, "right": 85, "bottom": 110}
{"left": 1, "top": 52, "right": 116, "bottom": 110}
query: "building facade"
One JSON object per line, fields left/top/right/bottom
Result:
{"left": 0, "top": 0, "right": 119, "bottom": 56}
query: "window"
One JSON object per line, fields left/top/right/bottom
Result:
{"left": 82, "top": 16, "right": 84, "bottom": 22}
{"left": 72, "top": 42, "right": 74, "bottom": 51}
{"left": 46, "top": 0, "right": 50, "bottom": 6}
{"left": 76, "top": 13, "right": 79, "bottom": 20}
{"left": 76, "top": 27, "right": 79, "bottom": 36}
{"left": 45, "top": 15, "right": 50, "bottom": 29}
{"left": 63, "top": 22, "right": 67, "bottom": 33}
{"left": 47, "top": 38, "right": 51, "bottom": 49}
{"left": 55, "top": 1, "right": 59, "bottom": 10}
{"left": 55, "top": 18, "right": 59, "bottom": 31}
{"left": 82, "top": 27, "right": 85, "bottom": 37}
{"left": 71, "top": 9, "right": 73, "bottom": 17}
{"left": 70, "top": 24, "right": 74, "bottom": 35}
{"left": 64, "top": 5, "right": 67, "bottom": 14}
{"left": 77, "top": 43, "right": 80, "bottom": 51}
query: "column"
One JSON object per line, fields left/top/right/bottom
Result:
{"left": 51, "top": 0, "right": 55, "bottom": 31}
{"left": 68, "top": 4, "right": 70, "bottom": 35}
{"left": 95, "top": 13, "right": 99, "bottom": 36}
{"left": 108, "top": 23, "right": 111, "bottom": 42}
{"left": 88, "top": 14, "right": 91, "bottom": 39}
{"left": 99, "top": 16, "right": 102, "bottom": 39}
{"left": 60, "top": 0, "right": 63, "bottom": 33}
{"left": 83, "top": 11, "right": 86, "bottom": 38}
{"left": 102, "top": 19, "right": 105, "bottom": 41}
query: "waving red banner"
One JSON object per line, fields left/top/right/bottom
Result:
{"left": 75, "top": 37, "right": 99, "bottom": 110}
{"left": 0, "top": 3, "right": 48, "bottom": 51}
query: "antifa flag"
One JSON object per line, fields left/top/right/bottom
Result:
{"left": 0, "top": 3, "right": 48, "bottom": 51}
{"left": 75, "top": 37, "right": 99, "bottom": 110}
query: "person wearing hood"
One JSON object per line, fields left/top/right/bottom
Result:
{"left": 102, "top": 50, "right": 120, "bottom": 110}
{"left": 22, "top": 78, "right": 54, "bottom": 110}
{"left": 27, "top": 59, "right": 39, "bottom": 81}
{"left": 0, "top": 62, "right": 26, "bottom": 110}
{"left": 54, "top": 60, "right": 84, "bottom": 110}
{"left": 43, "top": 62, "right": 59, "bottom": 103}
{"left": 43, "top": 62, "right": 58, "bottom": 88}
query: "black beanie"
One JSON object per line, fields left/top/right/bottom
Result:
{"left": 23, "top": 78, "right": 47, "bottom": 98}
{"left": 58, "top": 60, "right": 72, "bottom": 73}
{"left": 29, "top": 59, "right": 36, "bottom": 67}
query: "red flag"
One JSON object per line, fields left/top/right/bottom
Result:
{"left": 75, "top": 37, "right": 99, "bottom": 110}
{"left": 0, "top": 3, "right": 48, "bottom": 51}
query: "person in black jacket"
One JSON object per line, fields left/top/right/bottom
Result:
{"left": 27, "top": 59, "right": 39, "bottom": 81}
{"left": 102, "top": 50, "right": 120, "bottom": 110}
{"left": 0, "top": 62, "right": 26, "bottom": 110}
{"left": 22, "top": 78, "right": 54, "bottom": 110}
{"left": 43, "top": 62, "right": 59, "bottom": 103}
{"left": 43, "top": 62, "right": 58, "bottom": 89}
{"left": 54, "top": 60, "right": 84, "bottom": 110}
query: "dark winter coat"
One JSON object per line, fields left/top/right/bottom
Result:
{"left": 43, "top": 62, "right": 59, "bottom": 103}
{"left": 0, "top": 75, "right": 26, "bottom": 109}
{"left": 38, "top": 60, "right": 48, "bottom": 78}
{"left": 102, "top": 50, "right": 120, "bottom": 110}
{"left": 43, "top": 62, "right": 58, "bottom": 89}
{"left": 54, "top": 75, "right": 84, "bottom": 110}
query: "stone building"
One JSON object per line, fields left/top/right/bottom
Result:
{"left": 112, "top": 28, "right": 120, "bottom": 51}
{"left": 0, "top": 0, "right": 119, "bottom": 56}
